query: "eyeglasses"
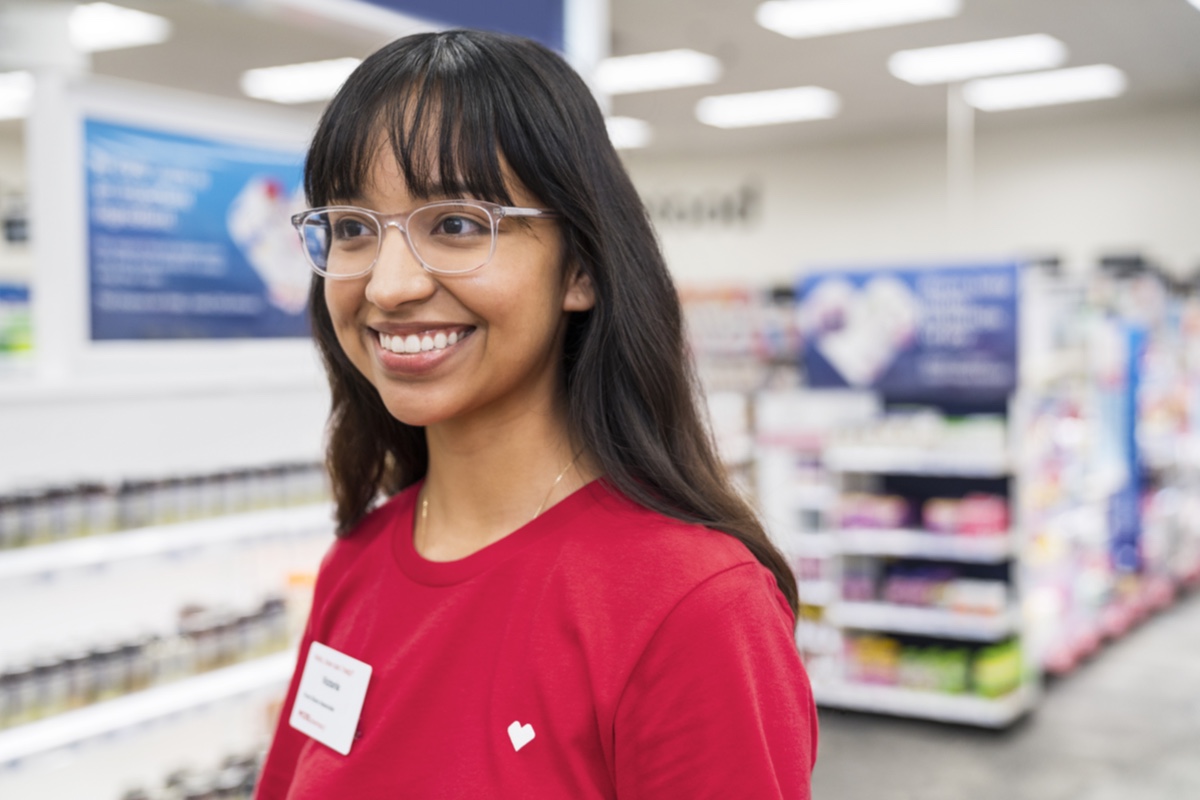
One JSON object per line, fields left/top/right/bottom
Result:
{"left": 291, "top": 200, "right": 560, "bottom": 278}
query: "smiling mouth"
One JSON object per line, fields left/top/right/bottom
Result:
{"left": 375, "top": 327, "right": 474, "bottom": 355}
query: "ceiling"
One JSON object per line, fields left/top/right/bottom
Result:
{"left": 4, "top": 0, "right": 1200, "bottom": 155}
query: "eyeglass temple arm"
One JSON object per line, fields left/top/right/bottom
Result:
{"left": 500, "top": 207, "right": 559, "bottom": 218}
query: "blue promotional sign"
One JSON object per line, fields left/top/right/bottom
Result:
{"left": 1108, "top": 322, "right": 1145, "bottom": 574}
{"left": 362, "top": 0, "right": 564, "bottom": 51}
{"left": 797, "top": 263, "right": 1019, "bottom": 400}
{"left": 85, "top": 119, "right": 309, "bottom": 341}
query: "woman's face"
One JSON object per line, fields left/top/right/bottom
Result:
{"left": 323, "top": 146, "right": 594, "bottom": 429}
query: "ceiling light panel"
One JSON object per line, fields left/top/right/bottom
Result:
{"left": 889, "top": 34, "right": 1068, "bottom": 85}
{"left": 757, "top": 0, "right": 960, "bottom": 39}
{"left": 0, "top": 71, "right": 33, "bottom": 121}
{"left": 605, "top": 117, "right": 653, "bottom": 149}
{"left": 696, "top": 86, "right": 840, "bottom": 129}
{"left": 964, "top": 65, "right": 1128, "bottom": 112}
{"left": 241, "top": 58, "right": 362, "bottom": 105}
{"left": 594, "top": 49, "right": 721, "bottom": 95}
{"left": 70, "top": 3, "right": 172, "bottom": 53}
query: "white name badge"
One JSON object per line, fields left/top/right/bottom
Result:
{"left": 288, "top": 641, "right": 373, "bottom": 756}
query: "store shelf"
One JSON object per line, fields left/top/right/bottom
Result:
{"left": 837, "top": 529, "right": 1013, "bottom": 563}
{"left": 790, "top": 485, "right": 837, "bottom": 510}
{"left": 782, "top": 532, "right": 838, "bottom": 558}
{"left": 0, "top": 504, "right": 332, "bottom": 581}
{"left": 830, "top": 602, "right": 1018, "bottom": 641}
{"left": 798, "top": 581, "right": 837, "bottom": 606}
{"left": 812, "top": 681, "right": 1034, "bottom": 728}
{"left": 0, "top": 651, "right": 295, "bottom": 766}
{"left": 823, "top": 446, "right": 1010, "bottom": 478}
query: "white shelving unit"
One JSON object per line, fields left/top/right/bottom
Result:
{"left": 811, "top": 681, "right": 1034, "bottom": 728}
{"left": 0, "top": 503, "right": 332, "bottom": 582}
{"left": 829, "top": 602, "right": 1019, "bottom": 642}
{"left": 0, "top": 501, "right": 331, "bottom": 796}
{"left": 758, "top": 388, "right": 1037, "bottom": 727}
{"left": 823, "top": 446, "right": 1010, "bottom": 479}
{"left": 836, "top": 528, "right": 1012, "bottom": 563}
{"left": 0, "top": 651, "right": 295, "bottom": 766}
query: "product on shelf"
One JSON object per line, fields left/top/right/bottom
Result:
{"left": 0, "top": 596, "right": 289, "bottom": 731}
{"left": 119, "top": 750, "right": 265, "bottom": 800}
{"left": 0, "top": 462, "right": 329, "bottom": 551}
{"left": 898, "top": 644, "right": 970, "bottom": 694}
{"left": 837, "top": 493, "right": 910, "bottom": 529}
{"left": 971, "top": 639, "right": 1024, "bottom": 698}
{"left": 0, "top": 282, "right": 32, "bottom": 356}
{"left": 843, "top": 557, "right": 1010, "bottom": 615}
{"left": 921, "top": 493, "right": 1009, "bottom": 535}
{"left": 844, "top": 633, "right": 1022, "bottom": 698}
{"left": 830, "top": 411, "right": 1008, "bottom": 462}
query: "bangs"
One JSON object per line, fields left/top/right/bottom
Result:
{"left": 304, "top": 42, "right": 516, "bottom": 208}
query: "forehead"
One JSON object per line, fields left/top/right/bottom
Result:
{"left": 353, "top": 129, "right": 536, "bottom": 208}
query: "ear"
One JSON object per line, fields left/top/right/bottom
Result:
{"left": 562, "top": 264, "right": 596, "bottom": 312}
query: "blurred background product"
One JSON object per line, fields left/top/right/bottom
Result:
{"left": 1, "top": 0, "right": 1198, "bottom": 798}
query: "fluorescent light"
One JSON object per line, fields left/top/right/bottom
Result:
{"left": 0, "top": 72, "right": 34, "bottom": 121}
{"left": 696, "top": 86, "right": 840, "bottom": 129}
{"left": 964, "top": 65, "right": 1127, "bottom": 111}
{"left": 595, "top": 49, "right": 721, "bottom": 95}
{"left": 241, "top": 58, "right": 362, "bottom": 104}
{"left": 70, "top": 3, "right": 172, "bottom": 53}
{"left": 757, "top": 0, "right": 960, "bottom": 39}
{"left": 605, "top": 117, "right": 653, "bottom": 149}
{"left": 889, "top": 34, "right": 1068, "bottom": 85}
{"left": 1191, "top": 0, "right": 1200, "bottom": 10}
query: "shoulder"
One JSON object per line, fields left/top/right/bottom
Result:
{"left": 311, "top": 485, "right": 417, "bottom": 591}
{"left": 556, "top": 480, "right": 793, "bottom": 628}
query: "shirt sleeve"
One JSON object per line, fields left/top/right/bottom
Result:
{"left": 254, "top": 622, "right": 314, "bottom": 800}
{"left": 613, "top": 563, "right": 819, "bottom": 799}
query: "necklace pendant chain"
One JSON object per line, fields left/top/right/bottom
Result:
{"left": 419, "top": 451, "right": 581, "bottom": 539}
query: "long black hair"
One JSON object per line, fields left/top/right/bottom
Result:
{"left": 305, "top": 29, "right": 799, "bottom": 614}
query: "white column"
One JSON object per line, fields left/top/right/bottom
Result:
{"left": 946, "top": 82, "right": 975, "bottom": 228}
{"left": 1, "top": 1, "right": 90, "bottom": 380}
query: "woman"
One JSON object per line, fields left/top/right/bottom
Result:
{"left": 257, "top": 29, "right": 817, "bottom": 799}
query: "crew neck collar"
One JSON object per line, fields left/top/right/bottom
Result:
{"left": 391, "top": 479, "right": 603, "bottom": 586}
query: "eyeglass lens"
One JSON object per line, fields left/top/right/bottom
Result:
{"left": 299, "top": 204, "right": 498, "bottom": 276}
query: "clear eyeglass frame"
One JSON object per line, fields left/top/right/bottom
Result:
{"left": 290, "top": 199, "right": 560, "bottom": 279}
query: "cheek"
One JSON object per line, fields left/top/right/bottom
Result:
{"left": 324, "top": 282, "right": 366, "bottom": 348}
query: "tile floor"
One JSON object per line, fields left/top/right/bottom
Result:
{"left": 811, "top": 590, "right": 1200, "bottom": 800}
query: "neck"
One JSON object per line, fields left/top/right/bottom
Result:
{"left": 416, "top": 397, "right": 591, "bottom": 562}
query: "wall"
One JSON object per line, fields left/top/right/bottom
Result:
{"left": 624, "top": 103, "right": 1200, "bottom": 287}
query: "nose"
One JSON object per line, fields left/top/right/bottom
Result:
{"left": 363, "top": 222, "right": 437, "bottom": 310}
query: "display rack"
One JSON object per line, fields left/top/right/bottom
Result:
{"left": 0, "top": 651, "right": 294, "bottom": 766}
{"left": 0, "top": 485, "right": 329, "bottom": 797}
{"left": 0, "top": 503, "right": 331, "bottom": 582}
{"left": 812, "top": 681, "right": 1034, "bottom": 728}
{"left": 811, "top": 421, "right": 1036, "bottom": 727}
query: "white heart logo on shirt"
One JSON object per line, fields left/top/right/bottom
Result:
{"left": 507, "top": 720, "right": 535, "bottom": 752}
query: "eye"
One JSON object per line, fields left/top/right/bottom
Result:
{"left": 330, "top": 213, "right": 376, "bottom": 240}
{"left": 432, "top": 213, "right": 488, "bottom": 237}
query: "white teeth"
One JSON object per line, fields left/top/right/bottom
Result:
{"left": 379, "top": 329, "right": 466, "bottom": 354}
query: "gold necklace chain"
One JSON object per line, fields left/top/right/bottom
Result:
{"left": 419, "top": 451, "right": 581, "bottom": 538}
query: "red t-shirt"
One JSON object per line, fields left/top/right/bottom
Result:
{"left": 256, "top": 480, "right": 817, "bottom": 799}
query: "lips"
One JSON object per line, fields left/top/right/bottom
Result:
{"left": 367, "top": 324, "right": 475, "bottom": 375}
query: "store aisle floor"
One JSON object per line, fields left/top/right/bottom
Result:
{"left": 811, "top": 590, "right": 1200, "bottom": 800}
